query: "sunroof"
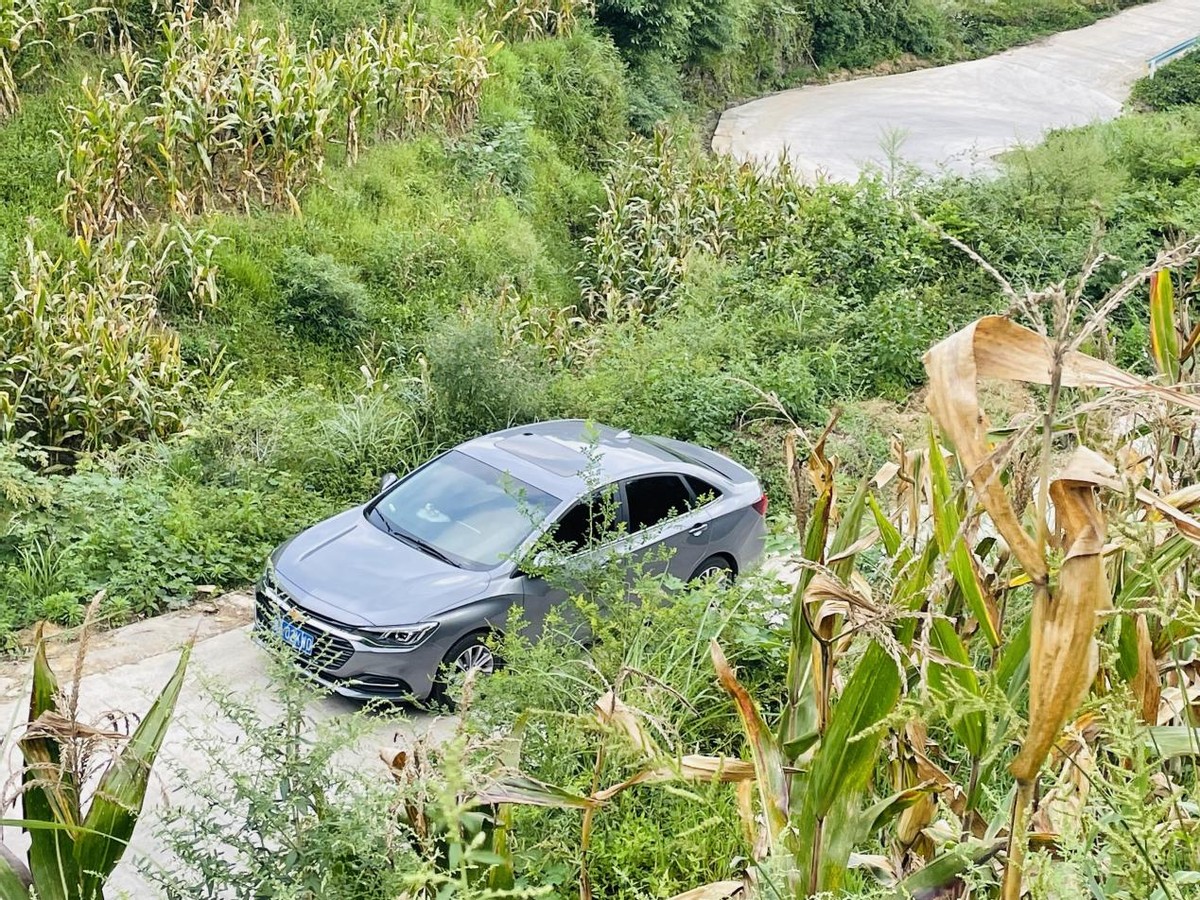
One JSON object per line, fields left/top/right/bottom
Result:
{"left": 495, "top": 434, "right": 589, "bottom": 477}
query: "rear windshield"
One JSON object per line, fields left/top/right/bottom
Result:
{"left": 371, "top": 451, "right": 560, "bottom": 569}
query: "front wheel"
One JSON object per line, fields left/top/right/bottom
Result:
{"left": 431, "top": 632, "right": 498, "bottom": 706}
{"left": 689, "top": 555, "right": 735, "bottom": 585}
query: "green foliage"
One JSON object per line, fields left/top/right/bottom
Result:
{"left": 467, "top": 567, "right": 790, "bottom": 897}
{"left": 147, "top": 647, "right": 415, "bottom": 899}
{"left": 950, "top": 0, "right": 1148, "bottom": 57}
{"left": 512, "top": 31, "right": 630, "bottom": 168}
{"left": 424, "top": 317, "right": 549, "bottom": 444}
{"left": 449, "top": 113, "right": 536, "bottom": 197}
{"left": 801, "top": 0, "right": 952, "bottom": 69}
{"left": 1131, "top": 50, "right": 1200, "bottom": 112}
{"left": 275, "top": 248, "right": 369, "bottom": 344}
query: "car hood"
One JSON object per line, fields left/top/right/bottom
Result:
{"left": 273, "top": 508, "right": 490, "bottom": 627}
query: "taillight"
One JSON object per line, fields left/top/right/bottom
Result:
{"left": 752, "top": 493, "right": 768, "bottom": 516}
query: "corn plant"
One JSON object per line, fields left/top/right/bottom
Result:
{"left": 612, "top": 245, "right": 1200, "bottom": 898}
{"left": 56, "top": 50, "right": 151, "bottom": 240}
{"left": 63, "top": 3, "right": 497, "bottom": 222}
{"left": 0, "top": 0, "right": 104, "bottom": 121}
{"left": 0, "top": 233, "right": 209, "bottom": 456}
{"left": 484, "top": 0, "right": 594, "bottom": 41}
{"left": 0, "top": 603, "right": 191, "bottom": 900}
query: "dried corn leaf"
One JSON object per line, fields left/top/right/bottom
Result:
{"left": 595, "top": 690, "right": 660, "bottom": 758}
{"left": 591, "top": 755, "right": 757, "bottom": 802}
{"left": 668, "top": 881, "right": 744, "bottom": 900}
{"left": 1010, "top": 477, "right": 1107, "bottom": 784}
{"left": 1131, "top": 614, "right": 1163, "bottom": 726}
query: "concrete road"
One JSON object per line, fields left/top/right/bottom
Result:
{"left": 713, "top": 0, "right": 1200, "bottom": 180}
{"left": 0, "top": 593, "right": 446, "bottom": 897}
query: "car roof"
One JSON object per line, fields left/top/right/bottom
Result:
{"left": 456, "top": 420, "right": 714, "bottom": 500}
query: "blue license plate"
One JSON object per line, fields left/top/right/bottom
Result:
{"left": 275, "top": 618, "right": 316, "bottom": 656}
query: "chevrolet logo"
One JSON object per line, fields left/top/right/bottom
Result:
{"left": 286, "top": 608, "right": 306, "bottom": 625}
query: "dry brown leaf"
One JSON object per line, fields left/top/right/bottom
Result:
{"left": 1132, "top": 614, "right": 1163, "bottom": 726}
{"left": 591, "top": 754, "right": 757, "bottom": 802}
{"left": 922, "top": 318, "right": 1046, "bottom": 581}
{"left": 805, "top": 572, "right": 880, "bottom": 616}
{"left": 1009, "top": 477, "right": 1107, "bottom": 784}
{"left": 595, "top": 690, "right": 660, "bottom": 758}
{"left": 668, "top": 882, "right": 745, "bottom": 900}
{"left": 1056, "top": 446, "right": 1200, "bottom": 544}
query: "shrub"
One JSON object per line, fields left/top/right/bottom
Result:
{"left": 275, "top": 247, "right": 369, "bottom": 344}
{"left": 803, "top": 0, "right": 954, "bottom": 68}
{"left": 1130, "top": 50, "right": 1200, "bottom": 111}
{"left": 424, "top": 317, "right": 549, "bottom": 444}
{"left": 513, "top": 31, "right": 630, "bottom": 168}
{"left": 449, "top": 113, "right": 536, "bottom": 197}
{"left": 147, "top": 652, "right": 415, "bottom": 899}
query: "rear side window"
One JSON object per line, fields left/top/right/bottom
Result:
{"left": 551, "top": 488, "right": 622, "bottom": 552}
{"left": 625, "top": 475, "right": 693, "bottom": 533}
{"left": 685, "top": 475, "right": 722, "bottom": 505}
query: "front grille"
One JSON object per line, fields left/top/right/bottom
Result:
{"left": 256, "top": 587, "right": 354, "bottom": 674}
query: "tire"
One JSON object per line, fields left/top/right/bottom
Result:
{"left": 689, "top": 555, "right": 735, "bottom": 585}
{"left": 430, "top": 631, "right": 499, "bottom": 706}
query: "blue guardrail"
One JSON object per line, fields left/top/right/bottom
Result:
{"left": 1149, "top": 36, "right": 1200, "bottom": 75}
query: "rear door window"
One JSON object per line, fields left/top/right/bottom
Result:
{"left": 685, "top": 475, "right": 722, "bottom": 505}
{"left": 625, "top": 475, "right": 694, "bottom": 534}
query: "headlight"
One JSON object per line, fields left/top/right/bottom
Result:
{"left": 359, "top": 622, "right": 438, "bottom": 648}
{"left": 261, "top": 558, "right": 277, "bottom": 592}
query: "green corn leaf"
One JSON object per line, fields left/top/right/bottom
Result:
{"left": 868, "top": 494, "right": 903, "bottom": 559}
{"left": 1146, "top": 726, "right": 1200, "bottom": 760}
{"left": 995, "top": 615, "right": 1031, "bottom": 704}
{"left": 794, "top": 642, "right": 903, "bottom": 893}
{"left": 74, "top": 642, "right": 191, "bottom": 900}
{"left": 862, "top": 785, "right": 935, "bottom": 834}
{"left": 928, "top": 427, "right": 1000, "bottom": 647}
{"left": 1150, "top": 270, "right": 1180, "bottom": 383}
{"left": 475, "top": 776, "right": 597, "bottom": 810}
{"left": 21, "top": 633, "right": 79, "bottom": 900}
{"left": 928, "top": 619, "right": 987, "bottom": 757}
{"left": 829, "top": 479, "right": 870, "bottom": 581}
{"left": 0, "top": 854, "right": 30, "bottom": 900}
{"left": 891, "top": 840, "right": 1004, "bottom": 899}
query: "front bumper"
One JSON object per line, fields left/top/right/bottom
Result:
{"left": 253, "top": 582, "right": 443, "bottom": 701}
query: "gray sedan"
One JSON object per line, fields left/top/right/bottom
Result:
{"left": 254, "top": 420, "right": 767, "bottom": 701}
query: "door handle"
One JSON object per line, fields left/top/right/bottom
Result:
{"left": 688, "top": 522, "right": 709, "bottom": 537}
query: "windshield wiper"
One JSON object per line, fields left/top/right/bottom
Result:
{"left": 374, "top": 514, "right": 461, "bottom": 568}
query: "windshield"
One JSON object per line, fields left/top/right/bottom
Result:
{"left": 370, "top": 451, "right": 560, "bottom": 569}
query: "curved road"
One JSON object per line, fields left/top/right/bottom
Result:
{"left": 714, "top": 0, "right": 1200, "bottom": 181}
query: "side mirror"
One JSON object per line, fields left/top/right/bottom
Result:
{"left": 379, "top": 472, "right": 399, "bottom": 494}
{"left": 515, "top": 550, "right": 553, "bottom": 579}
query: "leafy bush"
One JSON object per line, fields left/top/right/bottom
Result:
{"left": 148, "top": 650, "right": 415, "bottom": 899}
{"left": 801, "top": 0, "right": 951, "bottom": 68}
{"left": 275, "top": 248, "right": 369, "bottom": 344}
{"left": 513, "top": 31, "right": 631, "bottom": 167}
{"left": 424, "top": 317, "right": 550, "bottom": 444}
{"left": 468, "top": 566, "right": 790, "bottom": 898}
{"left": 450, "top": 113, "right": 536, "bottom": 197}
{"left": 1131, "top": 50, "right": 1200, "bottom": 111}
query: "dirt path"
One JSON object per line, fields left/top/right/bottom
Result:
{"left": 713, "top": 0, "right": 1200, "bottom": 180}
{"left": 0, "top": 592, "right": 446, "bottom": 897}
